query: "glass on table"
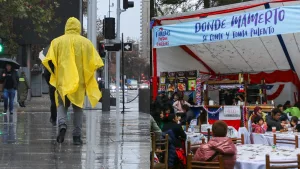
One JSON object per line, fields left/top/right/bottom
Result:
{"left": 272, "top": 127, "right": 276, "bottom": 133}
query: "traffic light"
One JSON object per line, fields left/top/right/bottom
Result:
{"left": 123, "top": 0, "right": 134, "bottom": 9}
{"left": 99, "top": 43, "right": 106, "bottom": 58}
{"left": 0, "top": 44, "right": 3, "bottom": 54}
{"left": 103, "top": 18, "right": 115, "bottom": 39}
{"left": 0, "top": 38, "right": 3, "bottom": 54}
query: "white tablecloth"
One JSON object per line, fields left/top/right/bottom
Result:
{"left": 200, "top": 124, "right": 239, "bottom": 138}
{"left": 185, "top": 132, "right": 206, "bottom": 154}
{"left": 252, "top": 132, "right": 300, "bottom": 148}
{"left": 235, "top": 144, "right": 300, "bottom": 169}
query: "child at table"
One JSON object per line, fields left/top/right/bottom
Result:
{"left": 290, "top": 116, "right": 300, "bottom": 132}
{"left": 193, "top": 121, "right": 237, "bottom": 169}
{"left": 252, "top": 116, "right": 267, "bottom": 133}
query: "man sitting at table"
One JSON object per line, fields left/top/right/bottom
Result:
{"left": 266, "top": 108, "right": 285, "bottom": 131}
{"left": 193, "top": 121, "right": 237, "bottom": 169}
{"left": 162, "top": 114, "right": 186, "bottom": 148}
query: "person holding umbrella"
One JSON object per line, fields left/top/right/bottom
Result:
{"left": 42, "top": 17, "right": 104, "bottom": 145}
{"left": 0, "top": 63, "right": 19, "bottom": 114}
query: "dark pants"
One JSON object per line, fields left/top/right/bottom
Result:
{"left": 3, "top": 89, "right": 15, "bottom": 112}
{"left": 49, "top": 86, "right": 57, "bottom": 121}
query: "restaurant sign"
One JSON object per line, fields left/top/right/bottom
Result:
{"left": 153, "top": 5, "right": 300, "bottom": 48}
{"left": 223, "top": 106, "right": 241, "bottom": 118}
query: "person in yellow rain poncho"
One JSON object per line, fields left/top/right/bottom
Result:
{"left": 42, "top": 17, "right": 104, "bottom": 145}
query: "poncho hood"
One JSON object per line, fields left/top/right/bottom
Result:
{"left": 65, "top": 17, "right": 81, "bottom": 35}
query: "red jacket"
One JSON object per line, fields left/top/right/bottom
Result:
{"left": 252, "top": 123, "right": 267, "bottom": 134}
{"left": 193, "top": 137, "right": 237, "bottom": 169}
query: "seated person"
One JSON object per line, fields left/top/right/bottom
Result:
{"left": 284, "top": 102, "right": 300, "bottom": 118}
{"left": 162, "top": 114, "right": 186, "bottom": 148}
{"left": 193, "top": 121, "right": 237, "bottom": 169}
{"left": 290, "top": 116, "right": 300, "bottom": 132}
{"left": 266, "top": 108, "right": 284, "bottom": 131}
{"left": 181, "top": 104, "right": 195, "bottom": 125}
{"left": 250, "top": 106, "right": 266, "bottom": 123}
{"left": 252, "top": 116, "right": 267, "bottom": 134}
{"left": 278, "top": 104, "right": 289, "bottom": 124}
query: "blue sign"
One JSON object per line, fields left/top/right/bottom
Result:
{"left": 153, "top": 5, "right": 300, "bottom": 48}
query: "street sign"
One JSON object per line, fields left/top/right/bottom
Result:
{"left": 105, "top": 43, "right": 121, "bottom": 51}
{"left": 123, "top": 43, "right": 133, "bottom": 51}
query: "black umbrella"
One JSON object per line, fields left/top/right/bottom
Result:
{"left": 0, "top": 58, "right": 20, "bottom": 69}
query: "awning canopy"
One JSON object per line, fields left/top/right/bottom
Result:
{"left": 152, "top": 0, "right": 300, "bottom": 78}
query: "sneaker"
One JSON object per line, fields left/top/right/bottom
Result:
{"left": 56, "top": 128, "right": 66, "bottom": 143}
{"left": 73, "top": 136, "right": 83, "bottom": 145}
{"left": 3, "top": 110, "right": 7, "bottom": 114}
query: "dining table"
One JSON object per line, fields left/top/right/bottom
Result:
{"left": 252, "top": 131, "right": 300, "bottom": 148}
{"left": 235, "top": 144, "right": 300, "bottom": 169}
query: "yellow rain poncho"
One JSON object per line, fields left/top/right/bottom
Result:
{"left": 42, "top": 17, "right": 104, "bottom": 108}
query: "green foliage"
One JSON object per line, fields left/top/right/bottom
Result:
{"left": 0, "top": 0, "right": 59, "bottom": 55}
{"left": 157, "top": 0, "right": 252, "bottom": 16}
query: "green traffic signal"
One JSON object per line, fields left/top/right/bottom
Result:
{"left": 0, "top": 44, "right": 3, "bottom": 53}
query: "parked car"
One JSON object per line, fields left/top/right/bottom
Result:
{"left": 110, "top": 83, "right": 128, "bottom": 92}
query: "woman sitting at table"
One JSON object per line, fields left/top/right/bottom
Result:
{"left": 162, "top": 114, "right": 186, "bottom": 148}
{"left": 266, "top": 108, "right": 285, "bottom": 131}
{"left": 252, "top": 116, "right": 267, "bottom": 134}
{"left": 290, "top": 116, "right": 300, "bottom": 132}
{"left": 250, "top": 106, "right": 266, "bottom": 123}
{"left": 173, "top": 95, "right": 191, "bottom": 113}
{"left": 193, "top": 121, "right": 237, "bottom": 169}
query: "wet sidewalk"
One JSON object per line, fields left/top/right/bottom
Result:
{"left": 0, "top": 107, "right": 150, "bottom": 169}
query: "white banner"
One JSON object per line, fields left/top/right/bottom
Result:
{"left": 222, "top": 106, "right": 241, "bottom": 120}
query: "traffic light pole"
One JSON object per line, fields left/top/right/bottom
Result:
{"left": 86, "top": 0, "right": 97, "bottom": 167}
{"left": 121, "top": 33, "right": 125, "bottom": 114}
{"left": 115, "top": 0, "right": 122, "bottom": 142}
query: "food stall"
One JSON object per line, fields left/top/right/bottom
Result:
{"left": 151, "top": 0, "right": 300, "bottom": 129}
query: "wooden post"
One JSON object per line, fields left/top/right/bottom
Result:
{"left": 207, "top": 128, "right": 211, "bottom": 142}
{"left": 296, "top": 135, "right": 298, "bottom": 148}
{"left": 241, "top": 134, "right": 245, "bottom": 145}
{"left": 266, "top": 154, "right": 270, "bottom": 169}
{"left": 187, "top": 141, "right": 191, "bottom": 155}
{"left": 204, "top": 82, "right": 208, "bottom": 105}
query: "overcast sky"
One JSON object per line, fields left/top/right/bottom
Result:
{"left": 83, "top": 0, "right": 141, "bottom": 40}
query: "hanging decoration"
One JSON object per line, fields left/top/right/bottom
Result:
{"left": 203, "top": 106, "right": 223, "bottom": 115}
{"left": 196, "top": 75, "right": 202, "bottom": 105}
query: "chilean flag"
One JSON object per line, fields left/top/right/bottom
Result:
{"left": 207, "top": 107, "right": 241, "bottom": 130}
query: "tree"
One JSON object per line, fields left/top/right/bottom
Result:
{"left": 158, "top": 0, "right": 252, "bottom": 15}
{"left": 155, "top": 0, "right": 204, "bottom": 16}
{"left": 210, "top": 0, "right": 251, "bottom": 7}
{"left": 0, "top": 0, "right": 59, "bottom": 56}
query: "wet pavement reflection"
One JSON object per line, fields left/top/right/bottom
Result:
{"left": 0, "top": 110, "right": 150, "bottom": 169}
